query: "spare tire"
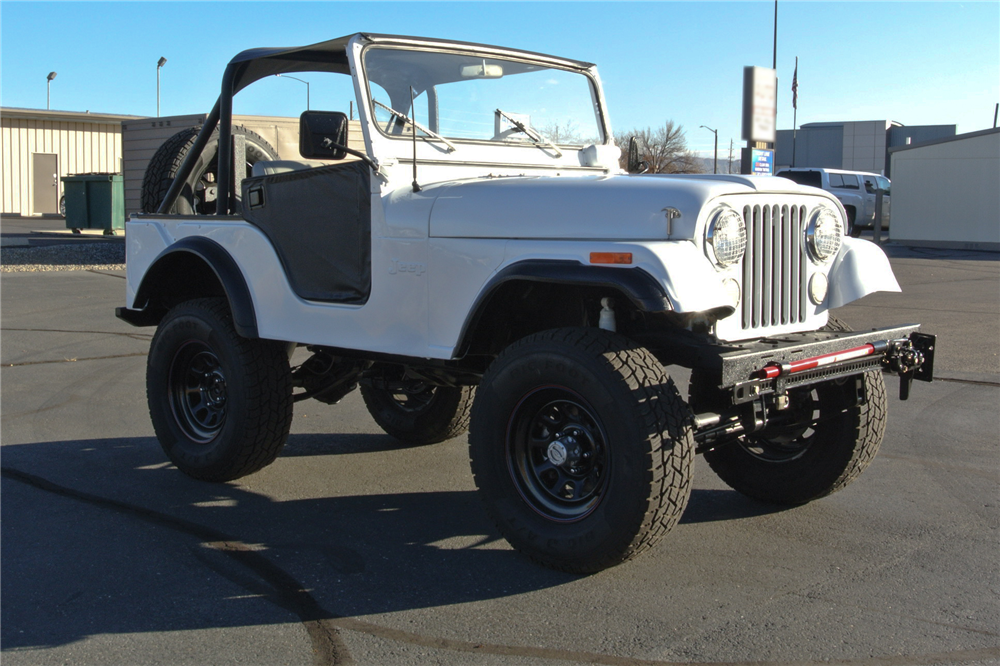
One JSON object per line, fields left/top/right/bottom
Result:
{"left": 141, "top": 125, "right": 278, "bottom": 215}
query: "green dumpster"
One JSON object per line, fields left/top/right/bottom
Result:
{"left": 61, "top": 173, "right": 125, "bottom": 234}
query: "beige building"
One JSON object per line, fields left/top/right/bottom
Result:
{"left": 888, "top": 128, "right": 999, "bottom": 251}
{"left": 1, "top": 107, "right": 141, "bottom": 216}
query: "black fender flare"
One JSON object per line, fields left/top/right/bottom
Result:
{"left": 118, "top": 237, "right": 258, "bottom": 338}
{"left": 455, "top": 259, "right": 672, "bottom": 355}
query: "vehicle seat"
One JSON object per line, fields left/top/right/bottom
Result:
{"left": 251, "top": 160, "right": 327, "bottom": 177}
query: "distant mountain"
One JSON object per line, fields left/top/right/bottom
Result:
{"left": 691, "top": 155, "right": 742, "bottom": 174}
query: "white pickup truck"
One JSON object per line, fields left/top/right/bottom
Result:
{"left": 117, "top": 33, "right": 934, "bottom": 572}
{"left": 775, "top": 167, "right": 891, "bottom": 237}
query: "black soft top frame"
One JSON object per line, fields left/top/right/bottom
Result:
{"left": 156, "top": 33, "right": 594, "bottom": 216}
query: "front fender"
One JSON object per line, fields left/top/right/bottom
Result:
{"left": 826, "top": 237, "right": 900, "bottom": 309}
{"left": 639, "top": 241, "right": 735, "bottom": 315}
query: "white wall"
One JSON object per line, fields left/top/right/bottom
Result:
{"left": 889, "top": 129, "right": 1000, "bottom": 250}
{"left": 842, "top": 121, "right": 890, "bottom": 174}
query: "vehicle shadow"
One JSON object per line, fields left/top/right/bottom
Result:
{"left": 1, "top": 433, "right": 773, "bottom": 651}
{"left": 681, "top": 488, "right": 788, "bottom": 524}
{"left": 1, "top": 434, "right": 568, "bottom": 651}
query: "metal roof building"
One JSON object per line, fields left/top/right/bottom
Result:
{"left": 1, "top": 107, "right": 141, "bottom": 216}
{"left": 775, "top": 120, "right": 956, "bottom": 177}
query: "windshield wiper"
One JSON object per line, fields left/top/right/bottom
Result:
{"left": 373, "top": 100, "right": 457, "bottom": 152}
{"left": 495, "top": 108, "right": 563, "bottom": 157}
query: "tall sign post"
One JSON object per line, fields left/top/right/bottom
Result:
{"left": 740, "top": 66, "right": 777, "bottom": 175}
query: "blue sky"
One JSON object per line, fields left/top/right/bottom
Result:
{"left": 2, "top": 1, "right": 997, "bottom": 158}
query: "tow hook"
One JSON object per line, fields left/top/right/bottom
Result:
{"left": 740, "top": 398, "right": 767, "bottom": 433}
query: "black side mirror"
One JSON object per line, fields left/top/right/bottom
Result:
{"left": 300, "top": 111, "right": 349, "bottom": 160}
{"left": 626, "top": 136, "right": 649, "bottom": 174}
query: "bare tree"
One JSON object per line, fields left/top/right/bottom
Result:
{"left": 537, "top": 120, "right": 599, "bottom": 146}
{"left": 614, "top": 121, "right": 702, "bottom": 174}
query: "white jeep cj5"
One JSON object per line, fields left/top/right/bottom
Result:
{"left": 118, "top": 33, "right": 935, "bottom": 573}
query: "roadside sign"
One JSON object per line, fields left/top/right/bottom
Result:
{"left": 740, "top": 147, "right": 775, "bottom": 176}
{"left": 751, "top": 148, "right": 774, "bottom": 175}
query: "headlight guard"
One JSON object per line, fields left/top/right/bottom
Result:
{"left": 806, "top": 206, "right": 844, "bottom": 263}
{"left": 706, "top": 207, "right": 747, "bottom": 268}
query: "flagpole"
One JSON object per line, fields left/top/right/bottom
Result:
{"left": 772, "top": 0, "right": 778, "bottom": 70}
{"left": 791, "top": 56, "right": 798, "bottom": 167}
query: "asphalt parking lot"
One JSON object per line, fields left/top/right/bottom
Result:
{"left": 2, "top": 240, "right": 998, "bottom": 665}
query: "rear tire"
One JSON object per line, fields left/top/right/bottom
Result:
{"left": 147, "top": 298, "right": 293, "bottom": 481}
{"left": 469, "top": 328, "right": 694, "bottom": 573}
{"left": 361, "top": 381, "right": 475, "bottom": 445}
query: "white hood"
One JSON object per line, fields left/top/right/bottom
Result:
{"left": 415, "top": 173, "right": 822, "bottom": 240}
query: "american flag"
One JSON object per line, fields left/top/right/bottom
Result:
{"left": 792, "top": 58, "right": 799, "bottom": 110}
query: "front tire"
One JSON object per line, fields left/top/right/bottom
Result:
{"left": 699, "top": 370, "right": 887, "bottom": 505}
{"left": 693, "top": 315, "right": 886, "bottom": 506}
{"left": 147, "top": 298, "right": 293, "bottom": 481}
{"left": 469, "top": 328, "right": 694, "bottom": 573}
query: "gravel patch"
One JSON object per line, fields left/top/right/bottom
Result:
{"left": 1, "top": 243, "right": 125, "bottom": 273}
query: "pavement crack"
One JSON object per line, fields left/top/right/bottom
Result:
{"left": 3, "top": 352, "right": 149, "bottom": 367}
{"left": 87, "top": 269, "right": 126, "bottom": 279}
{"left": 1, "top": 327, "right": 152, "bottom": 340}
{"left": 934, "top": 376, "right": 1000, "bottom": 388}
{"left": 845, "top": 302, "right": 999, "bottom": 316}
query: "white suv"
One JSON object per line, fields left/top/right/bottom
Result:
{"left": 117, "top": 33, "right": 933, "bottom": 573}
{"left": 775, "top": 168, "right": 890, "bottom": 236}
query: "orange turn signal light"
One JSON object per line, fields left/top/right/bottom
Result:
{"left": 590, "top": 252, "right": 633, "bottom": 265}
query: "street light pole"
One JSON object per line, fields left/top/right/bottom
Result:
{"left": 157, "top": 57, "right": 167, "bottom": 117}
{"left": 276, "top": 74, "right": 310, "bottom": 110}
{"left": 700, "top": 125, "right": 718, "bottom": 174}
{"left": 46, "top": 72, "right": 57, "bottom": 110}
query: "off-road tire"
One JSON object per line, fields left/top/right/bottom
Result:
{"left": 693, "top": 315, "right": 887, "bottom": 505}
{"left": 360, "top": 383, "right": 475, "bottom": 445}
{"left": 147, "top": 298, "right": 293, "bottom": 481}
{"left": 141, "top": 125, "right": 278, "bottom": 214}
{"left": 469, "top": 328, "right": 694, "bottom": 574}
{"left": 847, "top": 208, "right": 862, "bottom": 237}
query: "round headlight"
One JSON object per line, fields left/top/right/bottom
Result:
{"left": 707, "top": 207, "right": 747, "bottom": 268}
{"left": 806, "top": 207, "right": 844, "bottom": 263}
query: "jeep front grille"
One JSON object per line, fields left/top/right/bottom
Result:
{"left": 741, "top": 204, "right": 808, "bottom": 330}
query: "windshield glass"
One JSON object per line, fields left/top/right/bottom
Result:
{"left": 363, "top": 47, "right": 603, "bottom": 146}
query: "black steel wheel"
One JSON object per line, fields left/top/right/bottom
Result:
{"left": 470, "top": 328, "right": 694, "bottom": 573}
{"left": 147, "top": 298, "right": 292, "bottom": 481}
{"left": 360, "top": 374, "right": 474, "bottom": 445}
{"left": 168, "top": 341, "right": 228, "bottom": 443}
{"left": 506, "top": 388, "right": 610, "bottom": 522}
